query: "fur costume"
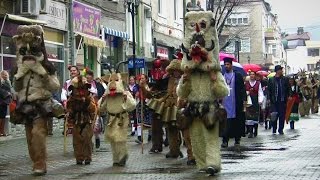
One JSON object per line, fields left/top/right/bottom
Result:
{"left": 100, "top": 66, "right": 136, "bottom": 166}
{"left": 11, "top": 25, "right": 61, "bottom": 176}
{"left": 297, "top": 70, "right": 312, "bottom": 116}
{"left": 161, "top": 59, "right": 196, "bottom": 163}
{"left": 176, "top": 11, "right": 229, "bottom": 175}
{"left": 66, "top": 75, "right": 97, "bottom": 165}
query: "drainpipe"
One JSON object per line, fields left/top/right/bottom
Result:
{"left": 68, "top": 0, "right": 75, "bottom": 66}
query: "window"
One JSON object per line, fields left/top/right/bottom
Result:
{"left": 241, "top": 38, "right": 250, "bottom": 53}
{"left": 272, "top": 45, "right": 277, "bottom": 57}
{"left": 2, "top": 36, "right": 15, "bottom": 55}
{"left": 307, "top": 64, "right": 315, "bottom": 71}
{"left": 308, "top": 48, "right": 320, "bottom": 57}
{"left": 158, "top": 0, "right": 162, "bottom": 15}
{"left": 174, "top": 0, "right": 177, "bottom": 20}
{"left": 226, "top": 13, "right": 249, "bottom": 26}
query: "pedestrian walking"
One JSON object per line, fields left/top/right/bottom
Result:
{"left": 221, "top": 57, "right": 247, "bottom": 148}
{"left": 268, "top": 65, "right": 290, "bottom": 135}
{"left": 245, "top": 71, "right": 264, "bottom": 138}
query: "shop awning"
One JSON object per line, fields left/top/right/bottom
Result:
{"left": 76, "top": 32, "right": 106, "bottom": 48}
{"left": 6, "top": 14, "right": 47, "bottom": 24}
{"left": 104, "top": 27, "right": 129, "bottom": 40}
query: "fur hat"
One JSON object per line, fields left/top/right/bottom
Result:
{"left": 166, "top": 59, "right": 182, "bottom": 74}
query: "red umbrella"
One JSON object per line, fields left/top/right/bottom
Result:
{"left": 219, "top": 52, "right": 237, "bottom": 62}
{"left": 242, "top": 64, "right": 262, "bottom": 73}
{"left": 256, "top": 70, "right": 269, "bottom": 77}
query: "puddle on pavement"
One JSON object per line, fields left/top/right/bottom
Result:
{"left": 222, "top": 153, "right": 249, "bottom": 159}
{"left": 146, "top": 167, "right": 190, "bottom": 174}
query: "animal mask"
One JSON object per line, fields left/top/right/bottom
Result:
{"left": 151, "top": 58, "right": 170, "bottom": 80}
{"left": 104, "top": 61, "right": 128, "bottom": 97}
{"left": 68, "top": 75, "right": 92, "bottom": 98}
{"left": 12, "top": 25, "right": 56, "bottom": 76}
{"left": 181, "top": 11, "right": 220, "bottom": 72}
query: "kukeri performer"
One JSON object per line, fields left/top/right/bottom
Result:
{"left": 298, "top": 70, "right": 312, "bottom": 117}
{"left": 66, "top": 75, "right": 97, "bottom": 165}
{"left": 99, "top": 62, "right": 136, "bottom": 166}
{"left": 140, "top": 58, "right": 170, "bottom": 153}
{"left": 176, "top": 11, "right": 229, "bottom": 176}
{"left": 163, "top": 58, "right": 196, "bottom": 165}
{"left": 10, "top": 25, "right": 64, "bottom": 175}
{"left": 310, "top": 75, "right": 319, "bottom": 114}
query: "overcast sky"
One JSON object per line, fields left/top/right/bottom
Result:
{"left": 266, "top": 0, "right": 320, "bottom": 40}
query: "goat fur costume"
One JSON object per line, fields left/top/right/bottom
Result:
{"left": 11, "top": 25, "right": 60, "bottom": 176}
{"left": 66, "top": 75, "right": 97, "bottom": 165}
{"left": 176, "top": 11, "right": 229, "bottom": 174}
{"left": 100, "top": 71, "right": 136, "bottom": 166}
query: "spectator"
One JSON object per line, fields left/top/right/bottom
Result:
{"left": 0, "top": 70, "right": 12, "bottom": 136}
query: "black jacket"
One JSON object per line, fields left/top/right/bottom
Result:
{"left": 268, "top": 76, "right": 290, "bottom": 104}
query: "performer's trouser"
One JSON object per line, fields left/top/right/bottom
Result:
{"left": 167, "top": 125, "right": 181, "bottom": 156}
{"left": 299, "top": 100, "right": 311, "bottom": 116}
{"left": 25, "top": 118, "right": 48, "bottom": 171}
{"left": 72, "top": 123, "right": 93, "bottom": 162}
{"left": 189, "top": 118, "right": 221, "bottom": 171}
{"left": 110, "top": 141, "right": 128, "bottom": 163}
{"left": 312, "top": 98, "right": 319, "bottom": 113}
{"left": 182, "top": 128, "right": 195, "bottom": 160}
{"left": 47, "top": 117, "right": 53, "bottom": 134}
{"left": 151, "top": 114, "right": 163, "bottom": 151}
{"left": 272, "top": 101, "right": 286, "bottom": 133}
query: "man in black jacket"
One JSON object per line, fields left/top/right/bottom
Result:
{"left": 268, "top": 65, "right": 290, "bottom": 135}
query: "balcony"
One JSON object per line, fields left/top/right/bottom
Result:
{"left": 265, "top": 28, "right": 278, "bottom": 40}
{"left": 265, "top": 53, "right": 275, "bottom": 65}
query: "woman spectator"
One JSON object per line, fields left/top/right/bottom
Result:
{"left": 0, "top": 70, "right": 13, "bottom": 136}
{"left": 128, "top": 76, "right": 139, "bottom": 136}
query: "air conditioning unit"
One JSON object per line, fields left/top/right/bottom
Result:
{"left": 40, "top": 0, "right": 48, "bottom": 14}
{"left": 20, "top": 0, "right": 40, "bottom": 16}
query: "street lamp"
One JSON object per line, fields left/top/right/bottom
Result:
{"left": 247, "top": 55, "right": 251, "bottom": 64}
{"left": 126, "top": 0, "right": 140, "bottom": 76}
{"left": 234, "top": 35, "right": 241, "bottom": 63}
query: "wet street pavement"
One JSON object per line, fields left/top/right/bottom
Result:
{"left": 0, "top": 114, "right": 320, "bottom": 180}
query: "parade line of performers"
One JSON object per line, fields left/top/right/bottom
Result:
{"left": 2, "top": 11, "right": 319, "bottom": 177}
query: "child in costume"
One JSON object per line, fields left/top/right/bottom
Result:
{"left": 99, "top": 62, "right": 136, "bottom": 166}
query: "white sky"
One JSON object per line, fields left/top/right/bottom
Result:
{"left": 266, "top": 0, "right": 320, "bottom": 39}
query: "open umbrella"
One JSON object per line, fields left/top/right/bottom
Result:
{"left": 256, "top": 70, "right": 269, "bottom": 77}
{"left": 220, "top": 61, "right": 247, "bottom": 76}
{"left": 219, "top": 52, "right": 237, "bottom": 62}
{"left": 267, "top": 72, "right": 276, "bottom": 78}
{"left": 242, "top": 64, "right": 262, "bottom": 73}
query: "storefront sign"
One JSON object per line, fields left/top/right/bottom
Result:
{"left": 128, "top": 58, "right": 145, "bottom": 69}
{"left": 37, "top": 0, "right": 67, "bottom": 31}
{"left": 157, "top": 47, "right": 169, "bottom": 59}
{"left": 73, "top": 1, "right": 101, "bottom": 37}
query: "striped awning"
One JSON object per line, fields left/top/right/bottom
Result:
{"left": 104, "top": 27, "right": 129, "bottom": 40}
{"left": 76, "top": 32, "right": 106, "bottom": 48}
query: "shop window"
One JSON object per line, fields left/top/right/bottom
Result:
{"left": 101, "top": 35, "right": 122, "bottom": 72}
{"left": 2, "top": 36, "right": 16, "bottom": 55}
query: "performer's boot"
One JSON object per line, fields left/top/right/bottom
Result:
{"left": 182, "top": 129, "right": 196, "bottom": 165}
{"left": 25, "top": 118, "right": 48, "bottom": 176}
{"left": 166, "top": 126, "right": 181, "bottom": 158}
{"left": 248, "top": 126, "right": 254, "bottom": 138}
{"left": 254, "top": 124, "right": 258, "bottom": 137}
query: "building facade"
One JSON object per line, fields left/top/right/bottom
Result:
{"left": 221, "top": 0, "right": 284, "bottom": 69}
